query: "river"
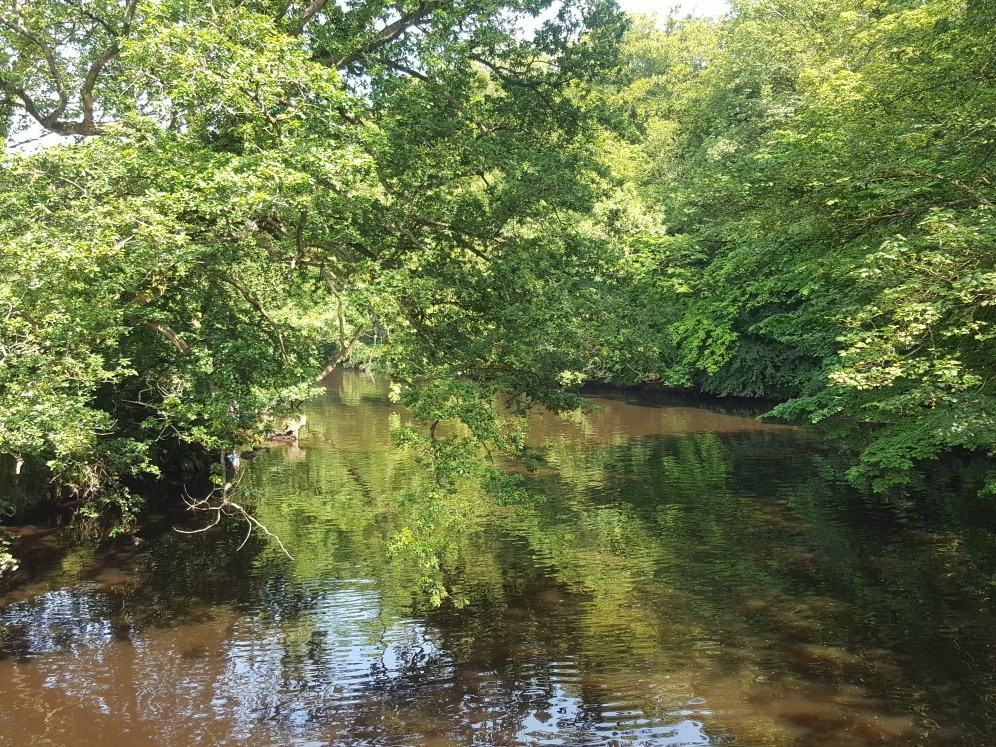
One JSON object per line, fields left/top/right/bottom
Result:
{"left": 1, "top": 370, "right": 993, "bottom": 745}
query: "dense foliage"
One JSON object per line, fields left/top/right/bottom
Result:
{"left": 1, "top": 0, "right": 993, "bottom": 532}
{"left": 0, "top": 0, "right": 628, "bottom": 523}
{"left": 601, "top": 0, "right": 995, "bottom": 492}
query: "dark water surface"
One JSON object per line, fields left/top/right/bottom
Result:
{"left": 1, "top": 371, "right": 994, "bottom": 745}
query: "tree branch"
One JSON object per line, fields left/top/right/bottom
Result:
{"left": 314, "top": 323, "right": 366, "bottom": 382}
{"left": 467, "top": 54, "right": 547, "bottom": 89}
{"left": 80, "top": 0, "right": 137, "bottom": 131}
{"left": 293, "top": 208, "right": 308, "bottom": 269}
{"left": 0, "top": 16, "right": 69, "bottom": 121}
{"left": 212, "top": 273, "right": 291, "bottom": 363}
{"left": 146, "top": 321, "right": 191, "bottom": 354}
{"left": 371, "top": 55, "right": 490, "bottom": 133}
{"left": 1, "top": 0, "right": 137, "bottom": 137}
{"left": 176, "top": 478, "right": 293, "bottom": 559}
{"left": 332, "top": 2, "right": 433, "bottom": 70}
{"left": 288, "top": 0, "right": 329, "bottom": 35}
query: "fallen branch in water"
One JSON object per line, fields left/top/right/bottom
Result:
{"left": 174, "top": 475, "right": 293, "bottom": 559}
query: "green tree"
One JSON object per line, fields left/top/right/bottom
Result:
{"left": 605, "top": 1, "right": 995, "bottom": 490}
{"left": 0, "top": 0, "right": 629, "bottom": 520}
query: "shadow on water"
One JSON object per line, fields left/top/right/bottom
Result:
{"left": 0, "top": 369, "right": 993, "bottom": 745}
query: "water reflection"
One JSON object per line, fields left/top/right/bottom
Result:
{"left": 1, "top": 370, "right": 993, "bottom": 745}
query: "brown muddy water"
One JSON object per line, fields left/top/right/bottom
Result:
{"left": 1, "top": 370, "right": 993, "bottom": 745}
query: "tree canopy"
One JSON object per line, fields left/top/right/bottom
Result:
{"left": 597, "top": 0, "right": 995, "bottom": 492}
{"left": 1, "top": 0, "right": 993, "bottom": 527}
{"left": 1, "top": 0, "right": 630, "bottom": 520}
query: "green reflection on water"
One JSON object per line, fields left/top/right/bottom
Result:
{"left": 1, "top": 369, "right": 992, "bottom": 746}
{"left": 236, "top": 370, "right": 994, "bottom": 744}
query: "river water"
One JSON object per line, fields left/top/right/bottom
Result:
{"left": 1, "top": 370, "right": 993, "bottom": 745}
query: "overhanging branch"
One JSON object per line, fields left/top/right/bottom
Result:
{"left": 0, "top": 0, "right": 137, "bottom": 137}
{"left": 212, "top": 272, "right": 291, "bottom": 363}
{"left": 330, "top": 2, "right": 434, "bottom": 70}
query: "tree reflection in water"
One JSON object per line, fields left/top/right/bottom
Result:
{"left": 1, "top": 370, "right": 992, "bottom": 745}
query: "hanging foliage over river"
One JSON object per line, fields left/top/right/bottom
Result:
{"left": 595, "top": 0, "right": 996, "bottom": 493}
{"left": 0, "top": 0, "right": 630, "bottom": 521}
